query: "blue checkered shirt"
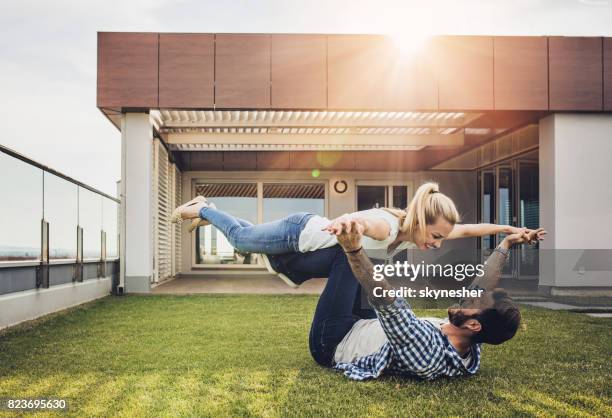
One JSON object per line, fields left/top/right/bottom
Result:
{"left": 333, "top": 297, "right": 482, "bottom": 381}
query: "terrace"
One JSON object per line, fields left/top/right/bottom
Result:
{"left": 1, "top": 29, "right": 611, "bottom": 417}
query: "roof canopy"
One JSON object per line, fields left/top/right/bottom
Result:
{"left": 98, "top": 33, "right": 611, "bottom": 115}
{"left": 96, "top": 33, "right": 611, "bottom": 171}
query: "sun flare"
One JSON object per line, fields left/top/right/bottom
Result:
{"left": 388, "top": 27, "right": 433, "bottom": 56}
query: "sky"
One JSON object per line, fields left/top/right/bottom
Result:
{"left": 1, "top": 0, "right": 612, "bottom": 196}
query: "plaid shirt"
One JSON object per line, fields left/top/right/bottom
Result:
{"left": 333, "top": 297, "right": 481, "bottom": 381}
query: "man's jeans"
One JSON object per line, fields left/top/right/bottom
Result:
{"left": 199, "top": 207, "right": 314, "bottom": 254}
{"left": 268, "top": 246, "right": 376, "bottom": 367}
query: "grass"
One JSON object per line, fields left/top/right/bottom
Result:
{"left": 0, "top": 294, "right": 610, "bottom": 417}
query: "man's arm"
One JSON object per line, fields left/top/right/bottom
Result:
{"left": 465, "top": 244, "right": 508, "bottom": 295}
{"left": 345, "top": 249, "right": 396, "bottom": 307}
{"left": 462, "top": 228, "right": 545, "bottom": 305}
{"left": 329, "top": 219, "right": 396, "bottom": 306}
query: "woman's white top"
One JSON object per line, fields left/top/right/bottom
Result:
{"left": 298, "top": 208, "right": 416, "bottom": 260}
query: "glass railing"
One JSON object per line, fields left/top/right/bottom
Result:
{"left": 0, "top": 145, "right": 119, "bottom": 265}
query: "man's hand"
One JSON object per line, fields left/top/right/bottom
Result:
{"left": 322, "top": 215, "right": 366, "bottom": 235}
{"left": 332, "top": 218, "right": 364, "bottom": 252}
{"left": 506, "top": 226, "right": 547, "bottom": 244}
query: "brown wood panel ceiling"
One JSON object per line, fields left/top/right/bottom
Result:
{"left": 327, "top": 35, "right": 391, "bottom": 110}
{"left": 549, "top": 37, "right": 603, "bottom": 110}
{"left": 604, "top": 37, "right": 612, "bottom": 111}
{"left": 97, "top": 32, "right": 158, "bottom": 108}
{"left": 436, "top": 36, "right": 494, "bottom": 110}
{"left": 494, "top": 37, "right": 548, "bottom": 110}
{"left": 159, "top": 34, "right": 214, "bottom": 108}
{"left": 271, "top": 35, "right": 327, "bottom": 109}
{"left": 383, "top": 39, "right": 438, "bottom": 110}
{"left": 215, "top": 34, "right": 271, "bottom": 109}
{"left": 97, "top": 33, "right": 606, "bottom": 113}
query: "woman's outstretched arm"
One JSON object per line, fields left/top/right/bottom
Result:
{"left": 447, "top": 223, "right": 547, "bottom": 242}
{"left": 322, "top": 214, "right": 391, "bottom": 241}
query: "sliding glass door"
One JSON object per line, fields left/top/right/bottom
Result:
{"left": 356, "top": 184, "right": 410, "bottom": 211}
{"left": 193, "top": 181, "right": 326, "bottom": 267}
{"left": 518, "top": 161, "right": 540, "bottom": 277}
{"left": 477, "top": 151, "right": 539, "bottom": 279}
{"left": 194, "top": 183, "right": 258, "bottom": 265}
{"left": 480, "top": 170, "right": 496, "bottom": 253}
{"left": 357, "top": 186, "right": 387, "bottom": 210}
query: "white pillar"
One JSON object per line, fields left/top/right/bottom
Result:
{"left": 120, "top": 113, "right": 154, "bottom": 293}
{"left": 539, "top": 113, "right": 612, "bottom": 296}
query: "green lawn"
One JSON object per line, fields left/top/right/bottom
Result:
{"left": 0, "top": 295, "right": 610, "bottom": 417}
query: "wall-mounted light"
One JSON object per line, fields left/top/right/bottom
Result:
{"left": 333, "top": 180, "right": 348, "bottom": 194}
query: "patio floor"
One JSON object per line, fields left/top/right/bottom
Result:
{"left": 151, "top": 276, "right": 326, "bottom": 294}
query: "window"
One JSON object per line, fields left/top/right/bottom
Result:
{"left": 263, "top": 183, "right": 325, "bottom": 222}
{"left": 481, "top": 171, "right": 496, "bottom": 251}
{"left": 357, "top": 186, "right": 387, "bottom": 210}
{"left": 194, "top": 183, "right": 258, "bottom": 265}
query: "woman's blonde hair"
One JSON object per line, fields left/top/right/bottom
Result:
{"left": 383, "top": 182, "right": 460, "bottom": 240}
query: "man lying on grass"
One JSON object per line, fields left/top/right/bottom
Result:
{"left": 266, "top": 221, "right": 543, "bottom": 381}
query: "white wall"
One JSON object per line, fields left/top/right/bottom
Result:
{"left": 539, "top": 113, "right": 612, "bottom": 291}
{"left": 120, "top": 113, "right": 154, "bottom": 292}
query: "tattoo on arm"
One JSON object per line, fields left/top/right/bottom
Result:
{"left": 461, "top": 249, "right": 508, "bottom": 306}
{"left": 345, "top": 249, "right": 396, "bottom": 307}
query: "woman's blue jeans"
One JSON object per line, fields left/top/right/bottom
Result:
{"left": 199, "top": 207, "right": 314, "bottom": 255}
{"left": 200, "top": 206, "right": 376, "bottom": 366}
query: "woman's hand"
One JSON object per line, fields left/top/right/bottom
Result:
{"left": 507, "top": 226, "right": 547, "bottom": 244}
{"left": 526, "top": 227, "right": 547, "bottom": 244}
{"left": 500, "top": 227, "right": 547, "bottom": 249}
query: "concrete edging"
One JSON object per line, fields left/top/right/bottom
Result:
{"left": 0, "top": 277, "right": 112, "bottom": 330}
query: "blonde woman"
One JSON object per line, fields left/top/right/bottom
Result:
{"left": 172, "top": 182, "right": 543, "bottom": 261}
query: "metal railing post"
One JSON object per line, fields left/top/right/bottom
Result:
{"left": 37, "top": 219, "right": 50, "bottom": 288}
{"left": 73, "top": 226, "right": 84, "bottom": 282}
{"left": 99, "top": 230, "right": 107, "bottom": 278}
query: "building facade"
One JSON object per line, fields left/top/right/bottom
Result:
{"left": 97, "top": 33, "right": 612, "bottom": 295}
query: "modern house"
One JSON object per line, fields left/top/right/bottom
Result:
{"left": 3, "top": 32, "right": 611, "bottom": 330}
{"left": 98, "top": 33, "right": 611, "bottom": 296}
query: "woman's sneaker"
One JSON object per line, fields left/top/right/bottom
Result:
{"left": 187, "top": 203, "right": 217, "bottom": 232}
{"left": 171, "top": 196, "right": 213, "bottom": 224}
{"left": 259, "top": 254, "right": 299, "bottom": 289}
